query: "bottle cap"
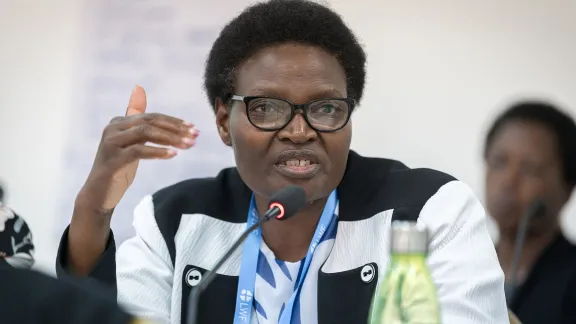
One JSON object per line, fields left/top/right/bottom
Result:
{"left": 390, "top": 221, "right": 428, "bottom": 254}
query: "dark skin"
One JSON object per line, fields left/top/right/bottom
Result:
{"left": 68, "top": 86, "right": 198, "bottom": 275}
{"left": 485, "top": 120, "right": 571, "bottom": 283}
{"left": 215, "top": 43, "right": 352, "bottom": 262}
{"left": 65, "top": 43, "right": 351, "bottom": 274}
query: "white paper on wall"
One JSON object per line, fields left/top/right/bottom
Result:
{"left": 58, "top": 0, "right": 253, "bottom": 244}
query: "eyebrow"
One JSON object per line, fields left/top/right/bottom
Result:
{"left": 248, "top": 87, "right": 345, "bottom": 99}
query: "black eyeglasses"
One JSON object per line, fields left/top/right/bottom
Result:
{"left": 230, "top": 95, "right": 355, "bottom": 132}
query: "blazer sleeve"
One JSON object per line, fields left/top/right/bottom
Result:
{"left": 56, "top": 226, "right": 118, "bottom": 295}
{"left": 56, "top": 195, "right": 173, "bottom": 324}
{"left": 115, "top": 195, "right": 174, "bottom": 323}
{"left": 419, "top": 180, "right": 509, "bottom": 324}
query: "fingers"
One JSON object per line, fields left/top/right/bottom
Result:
{"left": 97, "top": 86, "right": 200, "bottom": 167}
{"left": 126, "top": 86, "right": 147, "bottom": 116}
{"left": 112, "top": 112, "right": 192, "bottom": 134}
{"left": 105, "top": 113, "right": 198, "bottom": 148}
{"left": 103, "top": 144, "right": 178, "bottom": 170}
{"left": 110, "top": 123, "right": 196, "bottom": 149}
{"left": 120, "top": 144, "right": 178, "bottom": 164}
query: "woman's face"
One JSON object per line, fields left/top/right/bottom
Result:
{"left": 485, "top": 120, "right": 570, "bottom": 235}
{"left": 215, "top": 43, "right": 352, "bottom": 202}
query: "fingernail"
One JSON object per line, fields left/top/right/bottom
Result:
{"left": 167, "top": 149, "right": 178, "bottom": 157}
{"left": 189, "top": 127, "right": 199, "bottom": 136}
{"left": 182, "top": 137, "right": 196, "bottom": 146}
{"left": 183, "top": 121, "right": 194, "bottom": 127}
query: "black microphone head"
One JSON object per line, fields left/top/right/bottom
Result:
{"left": 528, "top": 200, "right": 547, "bottom": 219}
{"left": 268, "top": 186, "right": 307, "bottom": 221}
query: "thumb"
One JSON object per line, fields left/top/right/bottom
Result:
{"left": 125, "top": 85, "right": 147, "bottom": 116}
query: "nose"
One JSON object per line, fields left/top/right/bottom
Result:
{"left": 277, "top": 112, "right": 317, "bottom": 144}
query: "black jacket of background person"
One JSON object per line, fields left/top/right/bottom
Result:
{"left": 0, "top": 266, "right": 135, "bottom": 324}
{"left": 508, "top": 234, "right": 576, "bottom": 324}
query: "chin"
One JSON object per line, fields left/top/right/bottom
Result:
{"left": 276, "top": 174, "right": 331, "bottom": 202}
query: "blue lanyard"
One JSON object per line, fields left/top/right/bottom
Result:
{"left": 233, "top": 190, "right": 338, "bottom": 324}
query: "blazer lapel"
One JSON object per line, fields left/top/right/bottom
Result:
{"left": 316, "top": 151, "right": 392, "bottom": 323}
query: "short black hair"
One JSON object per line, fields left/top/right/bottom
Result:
{"left": 203, "top": 0, "right": 366, "bottom": 111}
{"left": 484, "top": 100, "right": 576, "bottom": 189}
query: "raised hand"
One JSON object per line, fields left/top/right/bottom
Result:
{"left": 79, "top": 85, "right": 198, "bottom": 211}
{"left": 68, "top": 86, "right": 198, "bottom": 275}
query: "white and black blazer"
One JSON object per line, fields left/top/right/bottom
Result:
{"left": 56, "top": 151, "right": 509, "bottom": 324}
{"left": 0, "top": 206, "right": 34, "bottom": 270}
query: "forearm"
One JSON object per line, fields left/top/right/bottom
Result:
{"left": 67, "top": 197, "right": 113, "bottom": 275}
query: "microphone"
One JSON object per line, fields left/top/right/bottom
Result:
{"left": 504, "top": 199, "right": 546, "bottom": 304}
{"left": 186, "top": 185, "right": 307, "bottom": 324}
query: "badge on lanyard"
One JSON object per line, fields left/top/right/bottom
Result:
{"left": 232, "top": 190, "right": 338, "bottom": 324}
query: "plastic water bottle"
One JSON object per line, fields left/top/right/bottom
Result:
{"left": 368, "top": 221, "right": 441, "bottom": 324}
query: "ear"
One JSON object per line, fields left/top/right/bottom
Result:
{"left": 215, "top": 98, "right": 232, "bottom": 146}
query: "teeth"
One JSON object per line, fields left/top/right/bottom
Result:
{"left": 284, "top": 159, "right": 312, "bottom": 166}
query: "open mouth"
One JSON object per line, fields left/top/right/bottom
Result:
{"left": 274, "top": 150, "right": 321, "bottom": 179}
{"left": 279, "top": 159, "right": 316, "bottom": 167}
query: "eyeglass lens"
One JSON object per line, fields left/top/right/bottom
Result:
{"left": 246, "top": 98, "right": 350, "bottom": 131}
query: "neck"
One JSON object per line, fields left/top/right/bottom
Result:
{"left": 498, "top": 225, "right": 559, "bottom": 283}
{"left": 255, "top": 194, "right": 328, "bottom": 262}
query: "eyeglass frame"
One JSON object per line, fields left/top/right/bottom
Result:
{"left": 229, "top": 95, "right": 356, "bottom": 133}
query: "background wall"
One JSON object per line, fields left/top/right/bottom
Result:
{"left": 1, "top": 0, "right": 575, "bottom": 274}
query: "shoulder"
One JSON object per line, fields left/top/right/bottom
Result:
{"left": 0, "top": 207, "right": 31, "bottom": 236}
{"left": 382, "top": 159, "right": 457, "bottom": 207}
{"left": 134, "top": 167, "right": 250, "bottom": 265}
{"left": 151, "top": 166, "right": 250, "bottom": 224}
{"left": 340, "top": 151, "right": 459, "bottom": 221}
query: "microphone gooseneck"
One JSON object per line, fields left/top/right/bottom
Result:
{"left": 505, "top": 199, "right": 546, "bottom": 304}
{"left": 263, "top": 185, "right": 307, "bottom": 221}
{"left": 186, "top": 186, "right": 307, "bottom": 324}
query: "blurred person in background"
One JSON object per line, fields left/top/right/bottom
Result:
{"left": 0, "top": 184, "right": 35, "bottom": 269}
{"left": 0, "top": 265, "right": 151, "bottom": 324}
{"left": 484, "top": 100, "right": 576, "bottom": 324}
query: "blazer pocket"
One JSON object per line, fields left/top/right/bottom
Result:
{"left": 317, "top": 262, "right": 379, "bottom": 324}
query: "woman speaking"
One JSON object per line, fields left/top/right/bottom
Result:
{"left": 56, "top": 0, "right": 508, "bottom": 323}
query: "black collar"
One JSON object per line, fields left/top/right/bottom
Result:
{"left": 338, "top": 151, "right": 395, "bottom": 221}
{"left": 225, "top": 150, "right": 396, "bottom": 222}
